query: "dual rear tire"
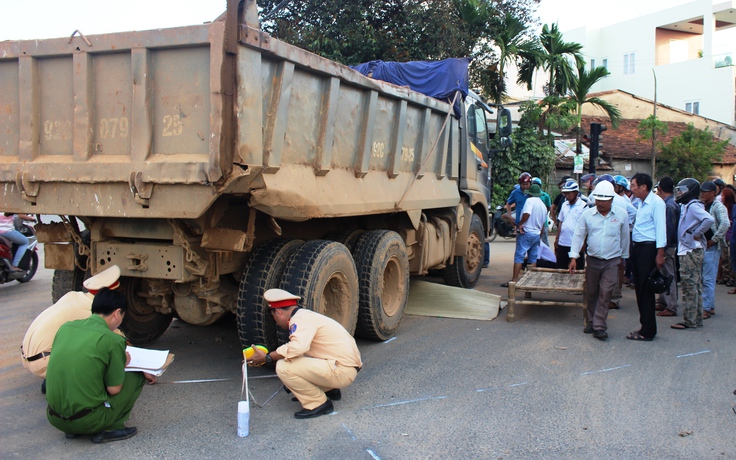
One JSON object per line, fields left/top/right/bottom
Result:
{"left": 236, "top": 231, "right": 410, "bottom": 349}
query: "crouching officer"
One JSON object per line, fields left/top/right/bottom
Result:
{"left": 247, "top": 289, "right": 363, "bottom": 419}
{"left": 45, "top": 288, "right": 157, "bottom": 443}
{"left": 21, "top": 265, "right": 122, "bottom": 394}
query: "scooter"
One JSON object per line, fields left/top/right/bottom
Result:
{"left": 0, "top": 215, "right": 39, "bottom": 284}
{"left": 489, "top": 205, "right": 516, "bottom": 242}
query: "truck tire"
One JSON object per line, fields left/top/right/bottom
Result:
{"left": 236, "top": 239, "right": 304, "bottom": 350}
{"left": 50, "top": 230, "right": 91, "bottom": 303}
{"left": 280, "top": 240, "right": 359, "bottom": 335}
{"left": 353, "top": 230, "right": 410, "bottom": 340}
{"left": 119, "top": 277, "right": 173, "bottom": 346}
{"left": 443, "top": 213, "right": 484, "bottom": 289}
{"left": 323, "top": 229, "right": 365, "bottom": 254}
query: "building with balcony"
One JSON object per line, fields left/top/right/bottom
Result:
{"left": 563, "top": 0, "right": 736, "bottom": 126}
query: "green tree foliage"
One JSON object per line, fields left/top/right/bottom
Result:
{"left": 258, "top": 0, "right": 540, "bottom": 67}
{"left": 491, "top": 101, "right": 555, "bottom": 207}
{"left": 637, "top": 115, "right": 668, "bottom": 144}
{"left": 536, "top": 23, "right": 584, "bottom": 97}
{"left": 567, "top": 63, "right": 621, "bottom": 153}
{"left": 657, "top": 124, "right": 727, "bottom": 182}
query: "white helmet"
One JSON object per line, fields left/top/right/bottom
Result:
{"left": 560, "top": 180, "right": 579, "bottom": 193}
{"left": 591, "top": 181, "right": 615, "bottom": 201}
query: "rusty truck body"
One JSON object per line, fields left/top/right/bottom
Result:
{"left": 0, "top": 0, "right": 510, "bottom": 348}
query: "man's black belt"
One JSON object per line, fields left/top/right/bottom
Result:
{"left": 25, "top": 351, "right": 50, "bottom": 362}
{"left": 632, "top": 241, "right": 656, "bottom": 247}
{"left": 47, "top": 405, "right": 94, "bottom": 422}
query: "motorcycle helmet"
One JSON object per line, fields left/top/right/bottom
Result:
{"left": 713, "top": 178, "right": 725, "bottom": 190}
{"left": 594, "top": 174, "right": 615, "bottom": 186}
{"left": 613, "top": 175, "right": 629, "bottom": 190}
{"left": 647, "top": 267, "right": 673, "bottom": 295}
{"left": 675, "top": 178, "right": 700, "bottom": 204}
{"left": 518, "top": 172, "right": 532, "bottom": 183}
{"left": 531, "top": 177, "right": 542, "bottom": 185}
{"left": 560, "top": 180, "right": 579, "bottom": 193}
{"left": 558, "top": 175, "right": 573, "bottom": 186}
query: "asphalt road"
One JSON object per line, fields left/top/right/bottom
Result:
{"left": 2, "top": 241, "right": 736, "bottom": 459}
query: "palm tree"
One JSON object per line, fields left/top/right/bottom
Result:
{"left": 538, "top": 23, "right": 584, "bottom": 97}
{"left": 567, "top": 63, "right": 622, "bottom": 153}
{"left": 486, "top": 12, "right": 539, "bottom": 107}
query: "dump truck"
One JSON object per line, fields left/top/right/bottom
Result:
{"left": 0, "top": 0, "right": 511, "bottom": 350}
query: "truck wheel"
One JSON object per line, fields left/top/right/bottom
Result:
{"left": 51, "top": 230, "right": 91, "bottom": 302}
{"left": 17, "top": 251, "right": 39, "bottom": 283}
{"left": 51, "top": 267, "right": 89, "bottom": 303}
{"left": 353, "top": 230, "right": 410, "bottom": 340}
{"left": 443, "top": 213, "right": 484, "bottom": 289}
{"left": 237, "top": 239, "right": 304, "bottom": 350}
{"left": 323, "top": 229, "right": 365, "bottom": 254}
{"left": 280, "top": 240, "right": 359, "bottom": 335}
{"left": 119, "top": 277, "right": 173, "bottom": 346}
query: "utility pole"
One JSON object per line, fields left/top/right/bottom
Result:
{"left": 651, "top": 69, "right": 657, "bottom": 179}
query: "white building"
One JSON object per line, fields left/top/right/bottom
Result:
{"left": 515, "top": 0, "right": 736, "bottom": 127}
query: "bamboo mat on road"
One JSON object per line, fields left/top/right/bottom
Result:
{"left": 405, "top": 280, "right": 501, "bottom": 321}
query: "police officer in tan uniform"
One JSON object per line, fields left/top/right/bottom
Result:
{"left": 247, "top": 289, "right": 363, "bottom": 419}
{"left": 21, "top": 265, "right": 122, "bottom": 393}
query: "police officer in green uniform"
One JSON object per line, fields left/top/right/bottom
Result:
{"left": 45, "top": 288, "right": 157, "bottom": 443}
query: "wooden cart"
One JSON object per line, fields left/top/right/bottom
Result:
{"left": 506, "top": 268, "right": 587, "bottom": 322}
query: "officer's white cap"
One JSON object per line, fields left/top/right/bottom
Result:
{"left": 264, "top": 288, "right": 300, "bottom": 308}
{"left": 83, "top": 265, "right": 121, "bottom": 292}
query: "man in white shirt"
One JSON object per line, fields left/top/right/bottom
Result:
{"left": 555, "top": 180, "right": 587, "bottom": 270}
{"left": 568, "top": 181, "right": 630, "bottom": 340}
{"left": 507, "top": 184, "right": 548, "bottom": 284}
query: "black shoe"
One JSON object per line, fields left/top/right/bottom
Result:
{"left": 593, "top": 330, "right": 608, "bottom": 340}
{"left": 41, "top": 379, "right": 46, "bottom": 395}
{"left": 91, "top": 427, "right": 137, "bottom": 444}
{"left": 325, "top": 389, "right": 342, "bottom": 401}
{"left": 65, "top": 433, "right": 80, "bottom": 439}
{"left": 294, "top": 400, "right": 334, "bottom": 419}
{"left": 584, "top": 325, "right": 594, "bottom": 334}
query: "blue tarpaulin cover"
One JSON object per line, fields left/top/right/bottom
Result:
{"left": 351, "top": 58, "right": 470, "bottom": 118}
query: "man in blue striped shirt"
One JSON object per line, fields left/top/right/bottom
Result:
{"left": 627, "top": 173, "right": 667, "bottom": 341}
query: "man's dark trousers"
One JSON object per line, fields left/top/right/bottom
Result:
{"left": 632, "top": 241, "right": 658, "bottom": 338}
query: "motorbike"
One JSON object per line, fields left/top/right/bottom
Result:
{"left": 489, "top": 205, "right": 517, "bottom": 242}
{"left": 0, "top": 215, "right": 39, "bottom": 284}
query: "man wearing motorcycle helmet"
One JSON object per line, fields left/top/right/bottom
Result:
{"left": 654, "top": 177, "right": 680, "bottom": 317}
{"left": 713, "top": 177, "right": 726, "bottom": 203}
{"left": 671, "top": 178, "right": 714, "bottom": 330}
{"left": 555, "top": 180, "right": 586, "bottom": 270}
{"left": 568, "top": 181, "right": 630, "bottom": 340}
{"left": 551, "top": 176, "right": 573, "bottom": 226}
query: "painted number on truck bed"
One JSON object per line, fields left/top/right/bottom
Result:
{"left": 401, "top": 147, "right": 415, "bottom": 162}
{"left": 43, "top": 120, "right": 72, "bottom": 140}
{"left": 162, "top": 114, "right": 184, "bottom": 137}
{"left": 371, "top": 141, "right": 385, "bottom": 158}
{"left": 99, "top": 117, "right": 129, "bottom": 139}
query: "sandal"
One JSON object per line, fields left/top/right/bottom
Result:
{"left": 626, "top": 331, "right": 653, "bottom": 341}
{"left": 656, "top": 310, "right": 677, "bottom": 317}
{"left": 501, "top": 282, "right": 510, "bottom": 288}
{"left": 671, "top": 322, "right": 693, "bottom": 330}
{"left": 728, "top": 288, "right": 736, "bottom": 295}
{"left": 703, "top": 311, "right": 711, "bottom": 319}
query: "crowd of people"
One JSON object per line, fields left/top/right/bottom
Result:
{"left": 500, "top": 171, "right": 736, "bottom": 341}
